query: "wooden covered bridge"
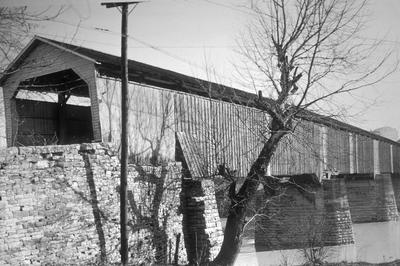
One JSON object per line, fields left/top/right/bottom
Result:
{"left": 1, "top": 36, "right": 399, "bottom": 179}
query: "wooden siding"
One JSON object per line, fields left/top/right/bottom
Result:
{"left": 356, "top": 135, "right": 374, "bottom": 174}
{"left": 96, "top": 77, "right": 176, "bottom": 164}
{"left": 176, "top": 132, "right": 211, "bottom": 178}
{"left": 97, "top": 76, "right": 266, "bottom": 176}
{"left": 174, "top": 92, "right": 266, "bottom": 178}
{"left": 96, "top": 76, "right": 398, "bottom": 177}
{"left": 14, "top": 99, "right": 93, "bottom": 145}
{"left": 326, "top": 127, "right": 350, "bottom": 174}
{"left": 271, "top": 121, "right": 322, "bottom": 175}
{"left": 373, "top": 140, "right": 380, "bottom": 174}
{"left": 15, "top": 99, "right": 58, "bottom": 145}
{"left": 0, "top": 89, "right": 5, "bottom": 147}
{"left": 349, "top": 133, "right": 357, "bottom": 173}
{"left": 393, "top": 145, "right": 400, "bottom": 174}
{"left": 379, "top": 141, "right": 392, "bottom": 173}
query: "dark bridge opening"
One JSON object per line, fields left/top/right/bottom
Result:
{"left": 12, "top": 69, "right": 94, "bottom": 146}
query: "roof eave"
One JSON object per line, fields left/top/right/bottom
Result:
{"left": 35, "top": 36, "right": 97, "bottom": 64}
{"left": 0, "top": 35, "right": 98, "bottom": 86}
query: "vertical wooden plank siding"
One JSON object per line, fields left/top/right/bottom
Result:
{"left": 356, "top": 135, "right": 374, "bottom": 174}
{"left": 206, "top": 98, "right": 213, "bottom": 174}
{"left": 349, "top": 133, "right": 355, "bottom": 174}
{"left": 352, "top": 134, "right": 357, "bottom": 173}
{"left": 174, "top": 93, "right": 267, "bottom": 177}
{"left": 97, "top": 77, "right": 176, "bottom": 163}
{"left": 393, "top": 145, "right": 400, "bottom": 174}
{"left": 96, "top": 76, "right": 399, "bottom": 177}
{"left": 326, "top": 127, "right": 337, "bottom": 172}
{"left": 390, "top": 145, "right": 394, "bottom": 173}
{"left": 326, "top": 127, "right": 350, "bottom": 174}
{"left": 373, "top": 140, "right": 380, "bottom": 174}
{"left": 270, "top": 120, "right": 322, "bottom": 176}
{"left": 379, "top": 141, "right": 392, "bottom": 173}
{"left": 320, "top": 126, "right": 328, "bottom": 176}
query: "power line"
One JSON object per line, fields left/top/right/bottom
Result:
{"left": 196, "top": 0, "right": 255, "bottom": 15}
{"left": 46, "top": 18, "right": 211, "bottom": 71}
{"left": 30, "top": 17, "right": 241, "bottom": 84}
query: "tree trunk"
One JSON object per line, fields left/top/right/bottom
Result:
{"left": 211, "top": 130, "right": 286, "bottom": 266}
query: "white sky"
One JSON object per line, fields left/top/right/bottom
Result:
{"left": 2, "top": 0, "right": 400, "bottom": 137}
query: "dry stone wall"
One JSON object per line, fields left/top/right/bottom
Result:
{"left": 0, "top": 143, "right": 187, "bottom": 265}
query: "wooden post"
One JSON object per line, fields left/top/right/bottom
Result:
{"left": 101, "top": 2, "right": 142, "bottom": 265}
{"left": 57, "top": 92, "right": 69, "bottom": 144}
{"left": 373, "top": 139, "right": 380, "bottom": 176}
{"left": 349, "top": 133, "right": 354, "bottom": 174}
{"left": 120, "top": 4, "right": 129, "bottom": 264}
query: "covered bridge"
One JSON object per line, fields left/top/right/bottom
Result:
{"left": 1, "top": 36, "right": 399, "bottom": 178}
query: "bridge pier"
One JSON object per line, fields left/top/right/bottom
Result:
{"left": 345, "top": 173, "right": 399, "bottom": 223}
{"left": 254, "top": 178, "right": 354, "bottom": 251}
{"left": 389, "top": 174, "right": 400, "bottom": 212}
{"left": 181, "top": 179, "right": 223, "bottom": 264}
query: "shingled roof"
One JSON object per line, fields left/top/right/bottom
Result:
{"left": 1, "top": 36, "right": 397, "bottom": 146}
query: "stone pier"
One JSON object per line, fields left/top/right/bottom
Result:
{"left": 181, "top": 179, "right": 223, "bottom": 264}
{"left": 391, "top": 174, "right": 400, "bottom": 212}
{"left": 345, "top": 174, "right": 398, "bottom": 223}
{"left": 255, "top": 178, "right": 354, "bottom": 251}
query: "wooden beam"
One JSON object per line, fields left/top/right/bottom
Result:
{"left": 101, "top": 1, "right": 142, "bottom": 8}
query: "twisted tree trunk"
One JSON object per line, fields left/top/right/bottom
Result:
{"left": 211, "top": 129, "right": 286, "bottom": 266}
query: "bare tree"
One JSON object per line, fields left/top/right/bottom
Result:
{"left": 211, "top": 0, "right": 396, "bottom": 265}
{"left": 0, "top": 6, "right": 33, "bottom": 70}
{"left": 0, "top": 6, "right": 65, "bottom": 72}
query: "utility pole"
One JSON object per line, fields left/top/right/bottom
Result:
{"left": 101, "top": 1, "right": 142, "bottom": 265}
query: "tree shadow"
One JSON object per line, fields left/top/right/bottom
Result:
{"left": 51, "top": 163, "right": 113, "bottom": 264}
{"left": 52, "top": 154, "right": 182, "bottom": 265}
{"left": 127, "top": 164, "right": 181, "bottom": 265}
{"left": 82, "top": 154, "right": 107, "bottom": 264}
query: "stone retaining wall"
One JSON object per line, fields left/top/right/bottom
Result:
{"left": 0, "top": 143, "right": 187, "bottom": 265}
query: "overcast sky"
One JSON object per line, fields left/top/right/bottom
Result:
{"left": 2, "top": 0, "right": 400, "bottom": 136}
